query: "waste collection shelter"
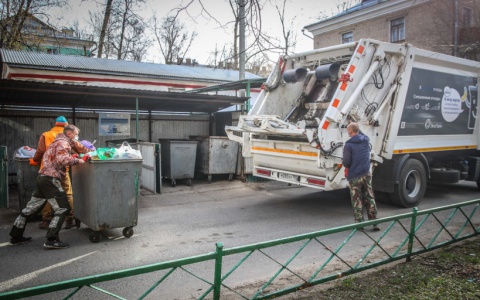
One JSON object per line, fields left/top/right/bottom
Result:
{"left": 0, "top": 49, "right": 261, "bottom": 206}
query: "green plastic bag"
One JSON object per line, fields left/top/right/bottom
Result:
{"left": 96, "top": 148, "right": 116, "bottom": 160}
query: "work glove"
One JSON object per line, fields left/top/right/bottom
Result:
{"left": 82, "top": 154, "right": 91, "bottom": 162}
{"left": 29, "top": 158, "right": 39, "bottom": 166}
{"left": 344, "top": 167, "right": 349, "bottom": 177}
{"left": 71, "top": 154, "right": 79, "bottom": 159}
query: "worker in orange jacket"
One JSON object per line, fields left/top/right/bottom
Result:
{"left": 29, "top": 116, "right": 89, "bottom": 229}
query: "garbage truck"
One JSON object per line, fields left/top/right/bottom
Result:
{"left": 226, "top": 38, "right": 480, "bottom": 208}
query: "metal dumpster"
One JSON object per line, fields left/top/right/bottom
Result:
{"left": 1, "top": 146, "right": 8, "bottom": 208}
{"left": 195, "top": 136, "right": 238, "bottom": 183}
{"left": 160, "top": 140, "right": 197, "bottom": 187}
{"left": 72, "top": 159, "right": 142, "bottom": 243}
{"left": 14, "top": 157, "right": 39, "bottom": 211}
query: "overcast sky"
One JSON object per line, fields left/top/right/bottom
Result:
{"left": 48, "top": 0, "right": 343, "bottom": 64}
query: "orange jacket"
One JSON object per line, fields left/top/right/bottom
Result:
{"left": 32, "top": 126, "right": 65, "bottom": 166}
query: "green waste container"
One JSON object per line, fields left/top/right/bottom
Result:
{"left": 14, "top": 157, "right": 39, "bottom": 211}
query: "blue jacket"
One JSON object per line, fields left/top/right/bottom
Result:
{"left": 342, "top": 132, "right": 371, "bottom": 181}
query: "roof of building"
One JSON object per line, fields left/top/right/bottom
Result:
{"left": 0, "top": 79, "right": 248, "bottom": 113}
{"left": 304, "top": 0, "right": 384, "bottom": 28}
{"left": 0, "top": 49, "right": 261, "bottom": 84}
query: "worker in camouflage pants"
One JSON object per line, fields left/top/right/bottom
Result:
{"left": 349, "top": 175, "right": 377, "bottom": 223}
{"left": 342, "top": 122, "right": 379, "bottom": 231}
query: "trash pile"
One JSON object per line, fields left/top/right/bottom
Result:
{"left": 89, "top": 142, "right": 142, "bottom": 160}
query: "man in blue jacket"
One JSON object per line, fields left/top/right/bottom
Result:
{"left": 342, "top": 122, "right": 379, "bottom": 231}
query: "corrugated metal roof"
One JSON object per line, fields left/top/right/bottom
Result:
{"left": 0, "top": 49, "right": 260, "bottom": 83}
{"left": 0, "top": 79, "right": 248, "bottom": 113}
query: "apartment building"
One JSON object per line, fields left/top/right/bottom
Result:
{"left": 304, "top": 0, "right": 479, "bottom": 60}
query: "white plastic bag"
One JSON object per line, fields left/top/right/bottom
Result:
{"left": 15, "top": 146, "right": 36, "bottom": 158}
{"left": 114, "top": 142, "right": 142, "bottom": 159}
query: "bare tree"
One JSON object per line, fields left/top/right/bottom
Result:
{"left": 152, "top": 15, "right": 197, "bottom": 65}
{"left": 274, "top": 0, "right": 296, "bottom": 55}
{"left": 169, "top": 0, "right": 298, "bottom": 71}
{"left": 108, "top": 0, "right": 149, "bottom": 61}
{"left": 0, "top": 0, "right": 67, "bottom": 49}
{"left": 86, "top": 0, "right": 150, "bottom": 61}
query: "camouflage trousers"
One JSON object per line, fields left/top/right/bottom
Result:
{"left": 348, "top": 175, "right": 378, "bottom": 223}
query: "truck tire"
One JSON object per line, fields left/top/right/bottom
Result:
{"left": 388, "top": 159, "right": 427, "bottom": 208}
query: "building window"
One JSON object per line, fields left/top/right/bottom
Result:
{"left": 390, "top": 17, "right": 405, "bottom": 42}
{"left": 47, "top": 48, "right": 58, "bottom": 54}
{"left": 342, "top": 31, "right": 353, "bottom": 44}
{"left": 463, "top": 7, "right": 472, "bottom": 28}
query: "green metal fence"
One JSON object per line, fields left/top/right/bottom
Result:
{"left": 1, "top": 199, "right": 479, "bottom": 299}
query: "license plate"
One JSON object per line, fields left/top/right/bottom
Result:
{"left": 278, "top": 172, "right": 298, "bottom": 182}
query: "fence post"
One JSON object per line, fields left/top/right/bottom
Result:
{"left": 213, "top": 242, "right": 224, "bottom": 300}
{"left": 407, "top": 207, "right": 418, "bottom": 262}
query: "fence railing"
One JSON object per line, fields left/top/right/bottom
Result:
{"left": 1, "top": 199, "right": 479, "bottom": 299}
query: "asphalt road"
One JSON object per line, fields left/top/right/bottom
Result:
{"left": 0, "top": 178, "right": 478, "bottom": 299}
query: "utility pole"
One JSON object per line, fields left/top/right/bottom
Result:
{"left": 239, "top": 0, "right": 246, "bottom": 81}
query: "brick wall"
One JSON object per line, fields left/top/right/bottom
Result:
{"left": 312, "top": 0, "right": 476, "bottom": 57}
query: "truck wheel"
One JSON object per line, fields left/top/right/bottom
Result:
{"left": 389, "top": 159, "right": 426, "bottom": 208}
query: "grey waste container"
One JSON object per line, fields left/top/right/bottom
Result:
{"left": 1, "top": 146, "right": 8, "bottom": 208}
{"left": 160, "top": 140, "right": 197, "bottom": 187}
{"left": 72, "top": 159, "right": 142, "bottom": 243}
{"left": 195, "top": 136, "right": 238, "bottom": 183}
{"left": 14, "top": 157, "right": 39, "bottom": 211}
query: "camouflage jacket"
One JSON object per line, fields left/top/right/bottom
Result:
{"left": 39, "top": 134, "right": 83, "bottom": 180}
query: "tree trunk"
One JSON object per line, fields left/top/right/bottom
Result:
{"left": 117, "top": 0, "right": 129, "bottom": 60}
{"left": 98, "top": 0, "right": 113, "bottom": 58}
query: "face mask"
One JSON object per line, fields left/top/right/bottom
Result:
{"left": 74, "top": 135, "right": 79, "bottom": 141}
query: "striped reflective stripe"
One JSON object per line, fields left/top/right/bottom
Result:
{"left": 322, "top": 120, "right": 330, "bottom": 130}
{"left": 332, "top": 98, "right": 340, "bottom": 108}
{"left": 251, "top": 146, "right": 317, "bottom": 157}
{"left": 357, "top": 45, "right": 365, "bottom": 54}
{"left": 393, "top": 145, "right": 477, "bottom": 154}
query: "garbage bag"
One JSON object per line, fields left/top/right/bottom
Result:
{"left": 15, "top": 146, "right": 36, "bottom": 158}
{"left": 97, "top": 148, "right": 116, "bottom": 160}
{"left": 113, "top": 142, "right": 142, "bottom": 159}
{"left": 80, "top": 140, "right": 96, "bottom": 151}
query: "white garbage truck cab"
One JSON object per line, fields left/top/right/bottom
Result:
{"left": 226, "top": 39, "right": 480, "bottom": 207}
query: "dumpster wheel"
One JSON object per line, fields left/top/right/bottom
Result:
{"left": 123, "top": 227, "right": 134, "bottom": 238}
{"left": 89, "top": 231, "right": 101, "bottom": 243}
{"left": 75, "top": 218, "right": 81, "bottom": 229}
